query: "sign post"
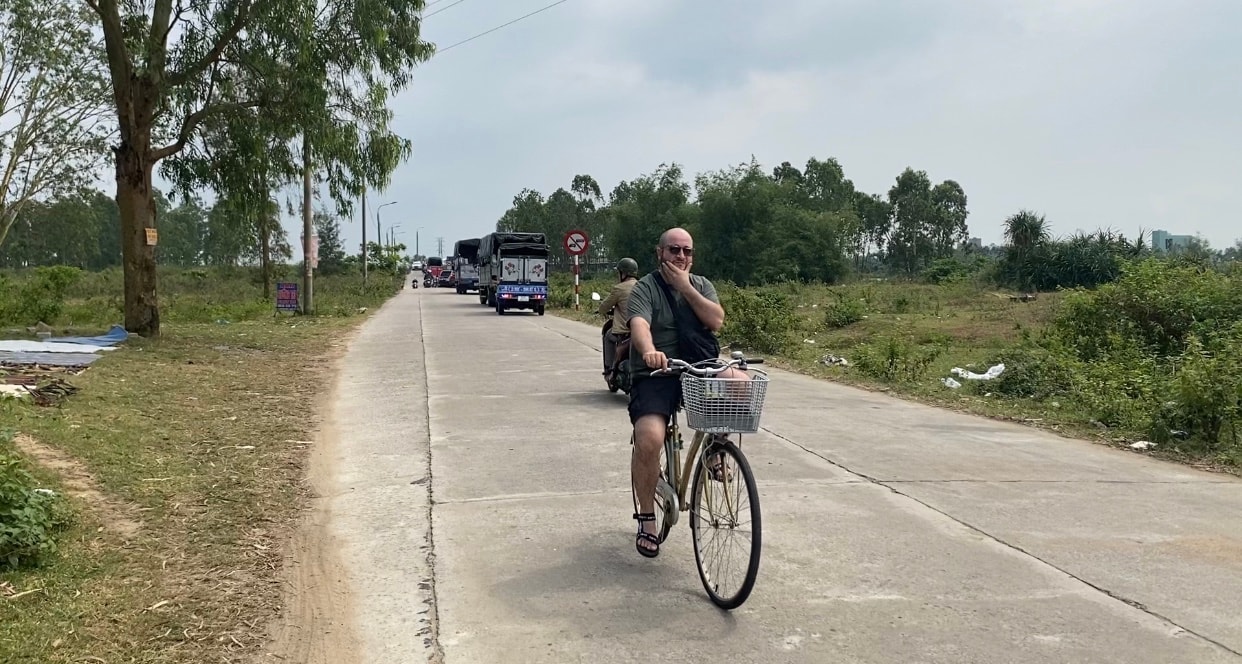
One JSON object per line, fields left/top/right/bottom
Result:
{"left": 562, "top": 229, "right": 590, "bottom": 311}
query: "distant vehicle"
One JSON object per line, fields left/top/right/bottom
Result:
{"left": 438, "top": 269, "right": 454, "bottom": 287}
{"left": 425, "top": 257, "right": 444, "bottom": 281}
{"left": 477, "top": 232, "right": 548, "bottom": 315}
{"left": 412, "top": 260, "right": 424, "bottom": 271}
{"left": 453, "top": 238, "right": 481, "bottom": 294}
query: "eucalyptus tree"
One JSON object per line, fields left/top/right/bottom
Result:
{"left": 0, "top": 0, "right": 111, "bottom": 248}
{"left": 88, "top": 0, "right": 433, "bottom": 334}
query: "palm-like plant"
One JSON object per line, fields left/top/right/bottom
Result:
{"left": 1002, "top": 210, "right": 1051, "bottom": 291}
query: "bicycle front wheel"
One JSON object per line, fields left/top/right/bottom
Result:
{"left": 690, "top": 438, "right": 761, "bottom": 610}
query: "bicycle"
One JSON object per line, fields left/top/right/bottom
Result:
{"left": 630, "top": 351, "right": 770, "bottom": 610}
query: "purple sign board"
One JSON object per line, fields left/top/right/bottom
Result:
{"left": 276, "top": 282, "right": 299, "bottom": 313}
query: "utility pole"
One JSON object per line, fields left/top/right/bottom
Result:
{"left": 361, "top": 190, "right": 368, "bottom": 284}
{"left": 437, "top": 237, "right": 444, "bottom": 258}
{"left": 301, "top": 134, "right": 314, "bottom": 314}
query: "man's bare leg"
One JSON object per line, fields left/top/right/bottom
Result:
{"left": 632, "top": 413, "right": 666, "bottom": 555}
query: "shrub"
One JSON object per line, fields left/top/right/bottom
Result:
{"left": 985, "top": 345, "right": 1079, "bottom": 400}
{"left": 718, "top": 284, "right": 797, "bottom": 353}
{"left": 853, "top": 336, "right": 941, "bottom": 383}
{"left": 1151, "top": 326, "right": 1242, "bottom": 455}
{"left": 922, "top": 257, "right": 986, "bottom": 285}
{"left": 1050, "top": 259, "right": 1242, "bottom": 360}
{"left": 0, "top": 433, "right": 72, "bottom": 570}
{"left": 823, "top": 296, "right": 866, "bottom": 329}
{"left": 0, "top": 266, "right": 83, "bottom": 326}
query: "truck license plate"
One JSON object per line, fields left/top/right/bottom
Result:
{"left": 518, "top": 296, "right": 530, "bottom": 302}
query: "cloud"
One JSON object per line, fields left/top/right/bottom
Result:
{"left": 277, "top": 0, "right": 1242, "bottom": 253}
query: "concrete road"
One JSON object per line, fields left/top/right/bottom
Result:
{"left": 323, "top": 283, "right": 1242, "bottom": 664}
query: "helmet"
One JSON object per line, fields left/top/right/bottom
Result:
{"left": 616, "top": 257, "right": 639, "bottom": 277}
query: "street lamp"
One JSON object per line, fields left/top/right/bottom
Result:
{"left": 377, "top": 201, "right": 397, "bottom": 253}
{"left": 415, "top": 226, "right": 424, "bottom": 258}
{"left": 388, "top": 223, "right": 402, "bottom": 252}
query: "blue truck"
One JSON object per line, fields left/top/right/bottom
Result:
{"left": 477, "top": 232, "right": 549, "bottom": 315}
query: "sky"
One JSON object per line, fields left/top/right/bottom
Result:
{"left": 162, "top": 0, "right": 1242, "bottom": 257}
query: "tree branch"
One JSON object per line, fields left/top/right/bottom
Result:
{"left": 148, "top": 0, "right": 176, "bottom": 76}
{"left": 151, "top": 98, "right": 262, "bottom": 162}
{"left": 93, "top": 0, "right": 134, "bottom": 110}
{"left": 165, "top": 0, "right": 259, "bottom": 88}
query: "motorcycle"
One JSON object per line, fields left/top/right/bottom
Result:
{"left": 423, "top": 275, "right": 433, "bottom": 288}
{"left": 592, "top": 292, "right": 632, "bottom": 395}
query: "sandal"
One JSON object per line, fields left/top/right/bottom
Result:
{"left": 633, "top": 512, "right": 660, "bottom": 558}
{"left": 706, "top": 450, "right": 733, "bottom": 483}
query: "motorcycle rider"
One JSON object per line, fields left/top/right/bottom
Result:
{"left": 598, "top": 257, "right": 640, "bottom": 386}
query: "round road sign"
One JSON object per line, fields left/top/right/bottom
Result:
{"left": 563, "top": 230, "right": 590, "bottom": 256}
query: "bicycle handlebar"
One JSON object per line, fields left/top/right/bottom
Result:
{"left": 649, "top": 354, "right": 764, "bottom": 378}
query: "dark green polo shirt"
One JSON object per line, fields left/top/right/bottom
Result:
{"left": 625, "top": 272, "right": 720, "bottom": 379}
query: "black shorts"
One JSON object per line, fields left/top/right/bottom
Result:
{"left": 628, "top": 376, "right": 682, "bottom": 425}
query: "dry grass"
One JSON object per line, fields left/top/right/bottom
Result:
{"left": 0, "top": 316, "right": 362, "bottom": 663}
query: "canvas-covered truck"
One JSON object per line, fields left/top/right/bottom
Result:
{"left": 478, "top": 232, "right": 549, "bottom": 315}
{"left": 453, "top": 238, "right": 481, "bottom": 294}
{"left": 425, "top": 257, "right": 444, "bottom": 282}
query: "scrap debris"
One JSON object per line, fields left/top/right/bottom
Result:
{"left": 0, "top": 324, "right": 128, "bottom": 405}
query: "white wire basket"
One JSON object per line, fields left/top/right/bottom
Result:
{"left": 679, "top": 372, "right": 770, "bottom": 434}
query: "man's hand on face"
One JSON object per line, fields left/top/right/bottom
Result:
{"left": 660, "top": 260, "right": 693, "bottom": 293}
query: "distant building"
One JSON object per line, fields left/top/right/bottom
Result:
{"left": 1151, "top": 230, "right": 1196, "bottom": 253}
{"left": 968, "top": 237, "right": 983, "bottom": 249}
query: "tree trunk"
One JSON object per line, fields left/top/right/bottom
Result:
{"left": 116, "top": 138, "right": 160, "bottom": 337}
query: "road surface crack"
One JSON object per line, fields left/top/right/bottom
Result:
{"left": 418, "top": 292, "right": 447, "bottom": 663}
{"left": 762, "top": 426, "right": 1242, "bottom": 658}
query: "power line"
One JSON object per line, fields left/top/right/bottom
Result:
{"left": 435, "top": 0, "right": 572, "bottom": 55}
{"left": 425, "top": 0, "right": 467, "bottom": 18}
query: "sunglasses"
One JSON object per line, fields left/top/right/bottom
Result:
{"left": 663, "top": 245, "right": 694, "bottom": 257}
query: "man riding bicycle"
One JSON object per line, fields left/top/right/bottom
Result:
{"left": 625, "top": 227, "right": 745, "bottom": 558}
{"left": 598, "top": 257, "right": 640, "bottom": 387}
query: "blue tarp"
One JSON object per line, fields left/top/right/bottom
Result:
{"left": 0, "top": 351, "right": 101, "bottom": 367}
{"left": 49, "top": 325, "right": 129, "bottom": 346}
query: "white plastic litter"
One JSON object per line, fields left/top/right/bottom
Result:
{"left": 941, "top": 377, "right": 962, "bottom": 389}
{"left": 951, "top": 363, "right": 1005, "bottom": 380}
{"left": 1130, "top": 441, "right": 1156, "bottom": 450}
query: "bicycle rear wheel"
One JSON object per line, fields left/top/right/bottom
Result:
{"left": 690, "top": 438, "right": 761, "bottom": 609}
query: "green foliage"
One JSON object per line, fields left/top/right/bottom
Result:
{"left": 717, "top": 284, "right": 797, "bottom": 354}
{"left": 853, "top": 336, "right": 942, "bottom": 383}
{"left": 984, "top": 345, "right": 1076, "bottom": 400}
{"left": 1151, "top": 327, "right": 1242, "bottom": 455}
{"left": 494, "top": 157, "right": 968, "bottom": 287}
{"left": 0, "top": 266, "right": 83, "bottom": 326}
{"left": 921, "top": 256, "right": 986, "bottom": 284}
{"left": 1050, "top": 259, "right": 1242, "bottom": 359}
{"left": 823, "top": 296, "right": 866, "bottom": 329}
{"left": 0, "top": 432, "right": 73, "bottom": 570}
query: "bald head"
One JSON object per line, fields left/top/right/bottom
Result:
{"left": 656, "top": 227, "right": 695, "bottom": 270}
{"left": 658, "top": 227, "right": 693, "bottom": 248}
